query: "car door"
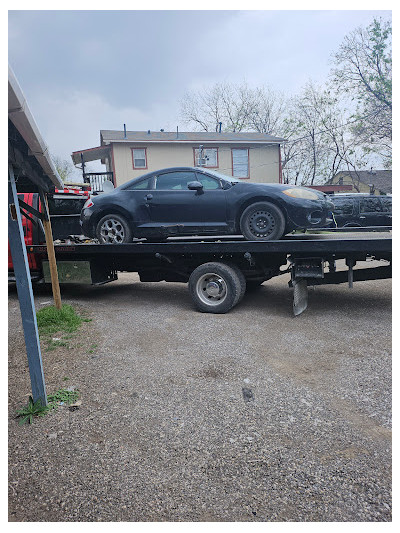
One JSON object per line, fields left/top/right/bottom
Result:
{"left": 331, "top": 196, "right": 356, "bottom": 226}
{"left": 142, "top": 170, "right": 228, "bottom": 234}
{"left": 359, "top": 196, "right": 387, "bottom": 226}
{"left": 380, "top": 196, "right": 392, "bottom": 226}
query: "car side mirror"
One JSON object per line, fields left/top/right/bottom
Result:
{"left": 187, "top": 181, "right": 204, "bottom": 191}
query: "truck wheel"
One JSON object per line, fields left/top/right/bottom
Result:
{"left": 240, "top": 202, "right": 285, "bottom": 241}
{"left": 189, "top": 262, "right": 243, "bottom": 313}
{"left": 96, "top": 214, "right": 132, "bottom": 244}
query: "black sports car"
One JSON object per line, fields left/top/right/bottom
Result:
{"left": 80, "top": 167, "right": 333, "bottom": 243}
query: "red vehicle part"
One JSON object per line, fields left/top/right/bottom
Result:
{"left": 8, "top": 188, "right": 91, "bottom": 278}
{"left": 8, "top": 193, "right": 43, "bottom": 273}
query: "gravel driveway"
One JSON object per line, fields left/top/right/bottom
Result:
{"left": 8, "top": 269, "right": 392, "bottom": 521}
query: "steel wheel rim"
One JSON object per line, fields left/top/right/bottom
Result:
{"left": 99, "top": 218, "right": 125, "bottom": 243}
{"left": 248, "top": 210, "right": 275, "bottom": 238}
{"left": 196, "top": 273, "right": 228, "bottom": 306}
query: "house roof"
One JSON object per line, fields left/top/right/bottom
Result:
{"left": 332, "top": 170, "right": 392, "bottom": 194}
{"left": 100, "top": 130, "right": 286, "bottom": 145}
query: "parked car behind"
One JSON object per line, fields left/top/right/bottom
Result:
{"left": 329, "top": 194, "right": 392, "bottom": 228}
{"left": 80, "top": 167, "right": 334, "bottom": 243}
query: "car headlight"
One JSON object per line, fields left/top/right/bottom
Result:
{"left": 282, "top": 188, "right": 320, "bottom": 200}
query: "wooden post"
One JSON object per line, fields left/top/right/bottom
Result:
{"left": 40, "top": 192, "right": 62, "bottom": 310}
{"left": 8, "top": 166, "right": 47, "bottom": 405}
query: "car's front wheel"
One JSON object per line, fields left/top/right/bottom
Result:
{"left": 240, "top": 202, "right": 285, "bottom": 241}
{"left": 96, "top": 214, "right": 132, "bottom": 244}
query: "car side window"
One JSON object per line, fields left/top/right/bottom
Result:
{"left": 332, "top": 197, "right": 354, "bottom": 215}
{"left": 360, "top": 197, "right": 382, "bottom": 213}
{"left": 380, "top": 197, "right": 392, "bottom": 213}
{"left": 125, "top": 177, "right": 152, "bottom": 190}
{"left": 195, "top": 174, "right": 220, "bottom": 190}
{"left": 154, "top": 171, "right": 197, "bottom": 190}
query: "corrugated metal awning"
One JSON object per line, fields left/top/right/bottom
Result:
{"left": 71, "top": 145, "right": 111, "bottom": 164}
{"left": 8, "top": 66, "right": 63, "bottom": 190}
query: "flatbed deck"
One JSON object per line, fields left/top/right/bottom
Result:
{"left": 25, "top": 231, "right": 392, "bottom": 315}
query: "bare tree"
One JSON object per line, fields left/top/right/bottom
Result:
{"left": 180, "top": 81, "right": 284, "bottom": 134}
{"left": 331, "top": 17, "right": 392, "bottom": 166}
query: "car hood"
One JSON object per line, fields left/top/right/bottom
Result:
{"left": 240, "top": 182, "right": 327, "bottom": 199}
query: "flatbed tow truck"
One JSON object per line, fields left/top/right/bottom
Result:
{"left": 25, "top": 228, "right": 392, "bottom": 316}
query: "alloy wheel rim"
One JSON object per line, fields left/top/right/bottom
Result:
{"left": 100, "top": 218, "right": 125, "bottom": 243}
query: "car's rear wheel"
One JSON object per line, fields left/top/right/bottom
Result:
{"left": 96, "top": 214, "right": 132, "bottom": 244}
{"left": 240, "top": 202, "right": 285, "bottom": 241}
{"left": 188, "top": 262, "right": 245, "bottom": 314}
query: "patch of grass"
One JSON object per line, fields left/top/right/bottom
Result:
{"left": 16, "top": 388, "right": 80, "bottom": 425}
{"left": 36, "top": 304, "right": 91, "bottom": 352}
{"left": 36, "top": 304, "right": 85, "bottom": 336}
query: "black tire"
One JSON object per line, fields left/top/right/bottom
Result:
{"left": 227, "top": 263, "right": 246, "bottom": 305}
{"left": 240, "top": 201, "right": 285, "bottom": 241}
{"left": 188, "top": 262, "right": 243, "bottom": 314}
{"left": 96, "top": 214, "right": 132, "bottom": 244}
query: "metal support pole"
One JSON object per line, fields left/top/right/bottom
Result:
{"left": 8, "top": 165, "right": 47, "bottom": 405}
{"left": 346, "top": 258, "right": 355, "bottom": 288}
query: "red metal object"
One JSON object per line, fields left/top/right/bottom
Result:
{"left": 8, "top": 193, "right": 42, "bottom": 271}
{"left": 8, "top": 188, "right": 90, "bottom": 274}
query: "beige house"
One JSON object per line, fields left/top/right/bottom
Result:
{"left": 71, "top": 130, "right": 285, "bottom": 190}
{"left": 326, "top": 170, "right": 392, "bottom": 195}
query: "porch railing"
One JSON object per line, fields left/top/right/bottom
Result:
{"left": 83, "top": 172, "right": 114, "bottom": 193}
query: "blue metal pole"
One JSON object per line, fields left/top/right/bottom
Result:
{"left": 8, "top": 165, "right": 47, "bottom": 406}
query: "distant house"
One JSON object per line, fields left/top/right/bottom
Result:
{"left": 326, "top": 170, "right": 392, "bottom": 195}
{"left": 71, "top": 130, "right": 286, "bottom": 190}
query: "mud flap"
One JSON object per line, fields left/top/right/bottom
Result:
{"left": 292, "top": 278, "right": 308, "bottom": 316}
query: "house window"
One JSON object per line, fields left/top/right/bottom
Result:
{"left": 193, "top": 148, "right": 218, "bottom": 168}
{"left": 131, "top": 148, "right": 147, "bottom": 169}
{"left": 232, "top": 148, "right": 249, "bottom": 178}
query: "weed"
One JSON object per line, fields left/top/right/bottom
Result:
{"left": 47, "top": 388, "right": 79, "bottom": 409}
{"left": 87, "top": 343, "right": 98, "bottom": 354}
{"left": 16, "top": 396, "right": 49, "bottom": 425}
{"left": 16, "top": 388, "right": 80, "bottom": 425}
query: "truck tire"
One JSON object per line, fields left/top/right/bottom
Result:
{"left": 96, "top": 214, "right": 132, "bottom": 244}
{"left": 240, "top": 201, "right": 285, "bottom": 241}
{"left": 188, "top": 262, "right": 243, "bottom": 314}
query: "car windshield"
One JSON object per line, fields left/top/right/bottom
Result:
{"left": 195, "top": 168, "right": 240, "bottom": 184}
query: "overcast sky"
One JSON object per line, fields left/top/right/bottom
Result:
{"left": 8, "top": 9, "right": 391, "bottom": 177}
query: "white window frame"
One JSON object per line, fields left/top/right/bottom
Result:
{"left": 231, "top": 148, "right": 249, "bottom": 178}
{"left": 193, "top": 147, "right": 219, "bottom": 168}
{"left": 131, "top": 147, "right": 147, "bottom": 169}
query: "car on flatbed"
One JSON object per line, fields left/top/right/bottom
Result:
{"left": 80, "top": 167, "right": 334, "bottom": 243}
